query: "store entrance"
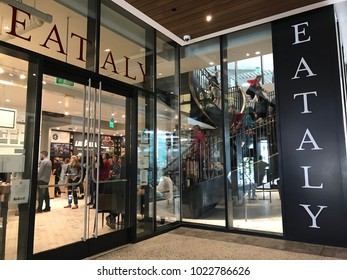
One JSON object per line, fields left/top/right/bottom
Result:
{"left": 32, "top": 66, "right": 132, "bottom": 259}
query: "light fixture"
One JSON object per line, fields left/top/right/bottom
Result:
{"left": 255, "top": 51, "right": 261, "bottom": 55}
{"left": 2, "top": 0, "right": 53, "bottom": 23}
{"left": 20, "top": 74, "right": 26, "bottom": 79}
{"left": 104, "top": 49, "right": 110, "bottom": 52}
{"left": 209, "top": 62, "right": 214, "bottom": 65}
{"left": 246, "top": 53, "right": 250, "bottom": 56}
{"left": 206, "top": 15, "right": 212, "bottom": 22}
{"left": 0, "top": 80, "right": 13, "bottom": 85}
{"left": 0, "top": 67, "right": 4, "bottom": 74}
{"left": 64, "top": 112, "right": 69, "bottom": 115}
{"left": 5, "top": 99, "right": 10, "bottom": 102}
{"left": 42, "top": 81, "right": 46, "bottom": 85}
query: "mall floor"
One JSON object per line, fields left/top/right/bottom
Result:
{"left": 4, "top": 188, "right": 347, "bottom": 260}
{"left": 89, "top": 227, "right": 347, "bottom": 260}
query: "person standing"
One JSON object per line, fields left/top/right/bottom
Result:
{"left": 52, "top": 157, "right": 62, "bottom": 197}
{"left": 64, "top": 155, "right": 81, "bottom": 209}
{"left": 247, "top": 75, "right": 269, "bottom": 120}
{"left": 229, "top": 105, "right": 243, "bottom": 135}
{"left": 191, "top": 125, "right": 207, "bottom": 182}
{"left": 77, "top": 153, "right": 85, "bottom": 199}
{"left": 254, "top": 155, "right": 269, "bottom": 187}
{"left": 100, "top": 153, "right": 111, "bottom": 181}
{"left": 37, "top": 151, "right": 52, "bottom": 213}
{"left": 209, "top": 70, "right": 221, "bottom": 108}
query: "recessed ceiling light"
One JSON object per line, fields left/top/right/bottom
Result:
{"left": 20, "top": 74, "right": 26, "bottom": 79}
{"left": 206, "top": 15, "right": 212, "bottom": 22}
{"left": 9, "top": 73, "right": 13, "bottom": 77}
{"left": 5, "top": 99, "right": 10, "bottom": 102}
{"left": 42, "top": 81, "right": 46, "bottom": 85}
{"left": 104, "top": 49, "right": 110, "bottom": 52}
{"left": 246, "top": 53, "right": 250, "bottom": 56}
{"left": 0, "top": 68, "right": 4, "bottom": 74}
{"left": 0, "top": 80, "right": 13, "bottom": 85}
{"left": 64, "top": 112, "right": 69, "bottom": 115}
{"left": 209, "top": 62, "right": 214, "bottom": 65}
{"left": 158, "top": 73, "right": 162, "bottom": 76}
{"left": 58, "top": 101, "right": 62, "bottom": 104}
{"left": 255, "top": 51, "right": 261, "bottom": 55}
{"left": 122, "top": 114, "right": 125, "bottom": 118}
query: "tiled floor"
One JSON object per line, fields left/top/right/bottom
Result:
{"left": 89, "top": 227, "right": 347, "bottom": 260}
{"left": 4, "top": 190, "right": 347, "bottom": 260}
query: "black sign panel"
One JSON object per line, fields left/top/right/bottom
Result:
{"left": 272, "top": 6, "right": 347, "bottom": 246}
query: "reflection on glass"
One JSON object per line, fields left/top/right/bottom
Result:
{"left": 180, "top": 37, "right": 225, "bottom": 227}
{"left": 137, "top": 94, "right": 155, "bottom": 236}
{"left": 156, "top": 35, "right": 180, "bottom": 227}
{"left": 0, "top": 0, "right": 88, "bottom": 69}
{"left": 227, "top": 24, "right": 282, "bottom": 234}
{"left": 100, "top": 3, "right": 152, "bottom": 89}
{"left": 0, "top": 54, "right": 28, "bottom": 259}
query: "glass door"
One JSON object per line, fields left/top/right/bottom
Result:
{"left": 0, "top": 52, "right": 36, "bottom": 260}
{"left": 34, "top": 73, "right": 129, "bottom": 255}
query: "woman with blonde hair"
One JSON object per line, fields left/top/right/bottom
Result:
{"left": 64, "top": 155, "right": 81, "bottom": 209}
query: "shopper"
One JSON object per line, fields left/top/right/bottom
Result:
{"left": 36, "top": 151, "right": 52, "bottom": 213}
{"left": 52, "top": 157, "right": 62, "bottom": 197}
{"left": 64, "top": 155, "right": 81, "bottom": 209}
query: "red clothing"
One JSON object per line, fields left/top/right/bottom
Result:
{"left": 232, "top": 112, "right": 243, "bottom": 130}
{"left": 100, "top": 159, "right": 110, "bottom": 181}
{"left": 192, "top": 130, "right": 206, "bottom": 158}
{"left": 247, "top": 79, "right": 260, "bottom": 87}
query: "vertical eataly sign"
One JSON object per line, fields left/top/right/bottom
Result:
{"left": 273, "top": 5, "right": 347, "bottom": 246}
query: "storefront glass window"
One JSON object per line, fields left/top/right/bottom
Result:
{"left": 137, "top": 93, "right": 155, "bottom": 236}
{"left": 100, "top": 2, "right": 154, "bottom": 91}
{"left": 180, "top": 38, "right": 225, "bottom": 226}
{"left": 226, "top": 24, "right": 282, "bottom": 234}
{"left": 156, "top": 35, "right": 180, "bottom": 227}
{"left": 0, "top": 54, "right": 29, "bottom": 259}
{"left": 0, "top": 0, "right": 89, "bottom": 69}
